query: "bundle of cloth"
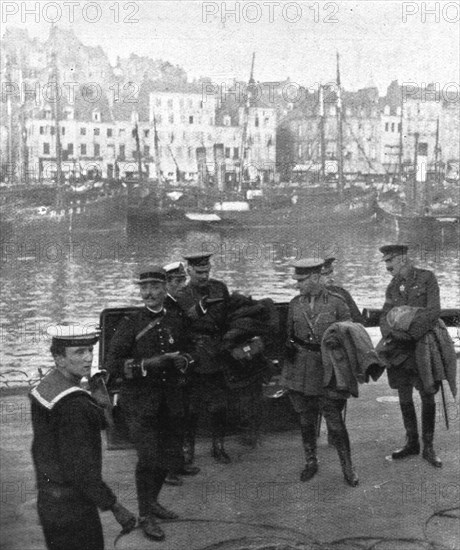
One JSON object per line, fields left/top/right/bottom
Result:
{"left": 378, "top": 305, "right": 457, "bottom": 397}
{"left": 321, "top": 321, "right": 385, "bottom": 397}
{"left": 220, "top": 293, "right": 280, "bottom": 388}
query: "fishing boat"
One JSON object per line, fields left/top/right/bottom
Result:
{"left": 374, "top": 101, "right": 459, "bottom": 231}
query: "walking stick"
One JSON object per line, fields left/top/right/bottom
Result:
{"left": 343, "top": 401, "right": 347, "bottom": 423}
{"left": 440, "top": 381, "right": 449, "bottom": 430}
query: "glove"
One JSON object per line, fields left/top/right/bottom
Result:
{"left": 172, "top": 354, "right": 188, "bottom": 372}
{"left": 111, "top": 502, "right": 136, "bottom": 533}
{"left": 285, "top": 339, "right": 297, "bottom": 362}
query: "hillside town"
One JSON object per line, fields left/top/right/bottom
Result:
{"left": 1, "top": 26, "right": 458, "bottom": 190}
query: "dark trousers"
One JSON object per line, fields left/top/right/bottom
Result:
{"left": 38, "top": 490, "right": 103, "bottom": 550}
{"left": 189, "top": 372, "right": 229, "bottom": 439}
{"left": 121, "top": 387, "right": 185, "bottom": 516}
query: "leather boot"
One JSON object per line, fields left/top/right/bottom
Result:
{"left": 422, "top": 402, "right": 442, "bottom": 468}
{"left": 211, "top": 437, "right": 231, "bottom": 464}
{"left": 392, "top": 402, "right": 420, "bottom": 459}
{"left": 139, "top": 516, "right": 165, "bottom": 541}
{"left": 164, "top": 472, "right": 183, "bottom": 486}
{"left": 183, "top": 413, "right": 198, "bottom": 465}
{"left": 300, "top": 424, "right": 318, "bottom": 482}
{"left": 335, "top": 430, "right": 359, "bottom": 487}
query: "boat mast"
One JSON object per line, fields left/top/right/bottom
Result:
{"left": 133, "top": 119, "right": 143, "bottom": 183}
{"left": 413, "top": 131, "right": 419, "bottom": 209}
{"left": 319, "top": 85, "right": 326, "bottom": 180}
{"left": 239, "top": 52, "right": 255, "bottom": 192}
{"left": 434, "top": 117, "right": 440, "bottom": 186}
{"left": 336, "top": 52, "right": 344, "bottom": 198}
{"left": 398, "top": 91, "right": 404, "bottom": 184}
{"left": 49, "top": 27, "right": 63, "bottom": 205}
{"left": 5, "top": 55, "right": 15, "bottom": 184}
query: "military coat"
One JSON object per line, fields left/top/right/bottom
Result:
{"left": 281, "top": 289, "right": 351, "bottom": 395}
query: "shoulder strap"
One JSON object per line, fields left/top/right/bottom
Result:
{"left": 135, "top": 317, "right": 162, "bottom": 341}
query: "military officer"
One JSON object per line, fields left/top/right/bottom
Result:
{"left": 105, "top": 266, "right": 197, "bottom": 541}
{"left": 379, "top": 244, "right": 442, "bottom": 467}
{"left": 321, "top": 257, "right": 365, "bottom": 324}
{"left": 30, "top": 326, "right": 136, "bottom": 550}
{"left": 176, "top": 252, "right": 232, "bottom": 464}
{"left": 163, "top": 261, "right": 200, "bottom": 486}
{"left": 281, "top": 259, "right": 359, "bottom": 487}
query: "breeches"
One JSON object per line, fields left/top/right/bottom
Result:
{"left": 189, "top": 372, "right": 229, "bottom": 415}
{"left": 38, "top": 489, "right": 102, "bottom": 550}
{"left": 289, "top": 392, "right": 347, "bottom": 436}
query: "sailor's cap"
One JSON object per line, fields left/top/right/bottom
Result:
{"left": 163, "top": 261, "right": 186, "bottom": 278}
{"left": 379, "top": 244, "right": 408, "bottom": 262}
{"left": 47, "top": 324, "right": 100, "bottom": 347}
{"left": 291, "top": 258, "right": 325, "bottom": 279}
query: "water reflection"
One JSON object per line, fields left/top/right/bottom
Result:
{"left": 1, "top": 218, "right": 459, "bottom": 384}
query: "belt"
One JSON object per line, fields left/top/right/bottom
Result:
{"left": 291, "top": 335, "right": 321, "bottom": 352}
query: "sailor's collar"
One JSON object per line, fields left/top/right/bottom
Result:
{"left": 30, "top": 369, "right": 90, "bottom": 410}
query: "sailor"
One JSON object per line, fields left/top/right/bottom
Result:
{"left": 321, "top": 257, "right": 365, "bottom": 324}
{"left": 379, "top": 244, "right": 443, "bottom": 467}
{"left": 162, "top": 261, "right": 201, "bottom": 486}
{"left": 281, "top": 259, "right": 359, "bottom": 487}
{"left": 104, "top": 266, "right": 197, "bottom": 541}
{"left": 176, "top": 252, "right": 232, "bottom": 464}
{"left": 30, "top": 325, "right": 136, "bottom": 550}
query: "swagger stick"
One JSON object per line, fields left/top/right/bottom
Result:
{"left": 440, "top": 381, "right": 449, "bottom": 429}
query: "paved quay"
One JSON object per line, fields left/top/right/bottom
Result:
{"left": 1, "top": 369, "right": 459, "bottom": 550}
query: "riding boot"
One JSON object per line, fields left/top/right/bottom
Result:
{"left": 300, "top": 424, "right": 318, "bottom": 482}
{"left": 211, "top": 411, "right": 231, "bottom": 463}
{"left": 422, "top": 402, "right": 442, "bottom": 468}
{"left": 334, "top": 430, "right": 359, "bottom": 487}
{"left": 183, "top": 413, "right": 198, "bottom": 465}
{"left": 392, "top": 402, "right": 420, "bottom": 459}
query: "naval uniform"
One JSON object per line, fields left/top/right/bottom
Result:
{"left": 30, "top": 369, "right": 116, "bottom": 550}
{"left": 104, "top": 306, "right": 195, "bottom": 516}
{"left": 176, "top": 279, "right": 230, "bottom": 448}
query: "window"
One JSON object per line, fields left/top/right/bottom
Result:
{"left": 398, "top": 122, "right": 401, "bottom": 133}
{"left": 144, "top": 129, "right": 149, "bottom": 138}
{"left": 119, "top": 129, "right": 125, "bottom": 137}
{"left": 107, "top": 128, "right": 113, "bottom": 137}
{"left": 50, "top": 127, "right": 55, "bottom": 136}
{"left": 233, "top": 147, "right": 239, "bottom": 159}
{"left": 167, "top": 99, "right": 173, "bottom": 109}
{"left": 144, "top": 145, "right": 150, "bottom": 157}
{"left": 68, "top": 143, "right": 74, "bottom": 155}
{"left": 80, "top": 127, "right": 86, "bottom": 136}
{"left": 94, "top": 128, "right": 100, "bottom": 136}
{"left": 189, "top": 116, "right": 194, "bottom": 124}
{"left": 43, "top": 143, "right": 50, "bottom": 154}
{"left": 385, "top": 122, "right": 389, "bottom": 132}
{"left": 119, "top": 145, "right": 125, "bottom": 158}
{"left": 255, "top": 117, "right": 259, "bottom": 127}
{"left": 169, "top": 114, "right": 174, "bottom": 124}
{"left": 223, "top": 115, "right": 231, "bottom": 127}
{"left": 225, "top": 147, "right": 231, "bottom": 158}
{"left": 80, "top": 144, "right": 87, "bottom": 155}
{"left": 391, "top": 123, "right": 395, "bottom": 132}
{"left": 40, "top": 126, "right": 45, "bottom": 135}
{"left": 132, "top": 150, "right": 137, "bottom": 159}
{"left": 94, "top": 143, "right": 100, "bottom": 157}
{"left": 61, "top": 127, "right": 65, "bottom": 135}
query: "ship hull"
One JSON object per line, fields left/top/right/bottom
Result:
{"left": 374, "top": 200, "right": 460, "bottom": 232}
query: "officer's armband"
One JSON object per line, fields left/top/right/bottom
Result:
{"left": 123, "top": 359, "right": 147, "bottom": 379}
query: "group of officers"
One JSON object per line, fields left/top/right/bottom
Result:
{"left": 29, "top": 244, "right": 448, "bottom": 548}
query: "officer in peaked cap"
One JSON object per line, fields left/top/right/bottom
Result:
{"left": 281, "top": 258, "right": 360, "bottom": 487}
{"left": 162, "top": 261, "right": 201, "bottom": 486}
{"left": 30, "top": 324, "right": 136, "bottom": 550}
{"left": 321, "top": 257, "right": 364, "bottom": 324}
{"left": 379, "top": 244, "right": 409, "bottom": 262}
{"left": 163, "top": 262, "right": 187, "bottom": 313}
{"left": 105, "top": 265, "right": 198, "bottom": 541}
{"left": 378, "top": 244, "right": 445, "bottom": 468}
{"left": 176, "top": 251, "right": 233, "bottom": 464}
